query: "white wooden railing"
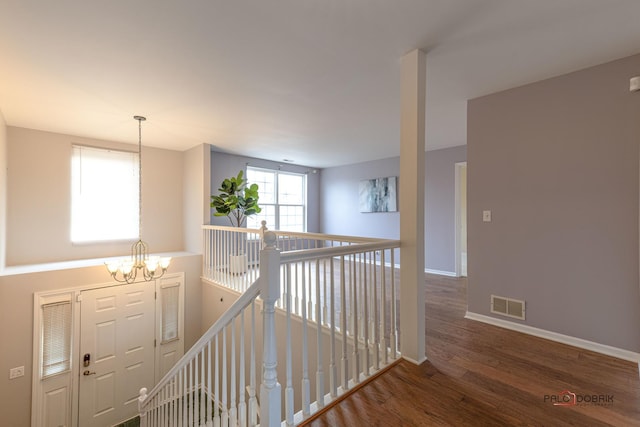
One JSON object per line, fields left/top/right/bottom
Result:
{"left": 139, "top": 226, "right": 401, "bottom": 426}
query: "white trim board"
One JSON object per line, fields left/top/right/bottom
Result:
{"left": 465, "top": 312, "right": 640, "bottom": 367}
{"left": 424, "top": 268, "right": 457, "bottom": 277}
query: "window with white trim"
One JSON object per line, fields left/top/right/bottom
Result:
{"left": 161, "top": 284, "right": 180, "bottom": 343}
{"left": 41, "top": 300, "right": 72, "bottom": 378}
{"left": 246, "top": 167, "right": 307, "bottom": 232}
{"left": 71, "top": 145, "right": 139, "bottom": 242}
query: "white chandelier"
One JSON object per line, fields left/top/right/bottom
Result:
{"left": 105, "top": 115, "right": 171, "bottom": 283}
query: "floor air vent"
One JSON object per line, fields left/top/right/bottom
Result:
{"left": 491, "top": 295, "right": 525, "bottom": 320}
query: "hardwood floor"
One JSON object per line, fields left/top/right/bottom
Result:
{"left": 305, "top": 274, "right": 640, "bottom": 426}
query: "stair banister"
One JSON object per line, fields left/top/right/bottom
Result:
{"left": 137, "top": 277, "right": 262, "bottom": 426}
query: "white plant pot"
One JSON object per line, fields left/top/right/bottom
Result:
{"left": 229, "top": 254, "right": 248, "bottom": 274}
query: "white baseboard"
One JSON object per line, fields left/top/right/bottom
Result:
{"left": 424, "top": 268, "right": 457, "bottom": 277}
{"left": 402, "top": 354, "right": 427, "bottom": 365}
{"left": 465, "top": 311, "right": 640, "bottom": 365}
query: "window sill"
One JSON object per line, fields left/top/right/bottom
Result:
{"left": 0, "top": 251, "right": 194, "bottom": 277}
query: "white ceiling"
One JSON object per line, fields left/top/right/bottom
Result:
{"left": 1, "top": 1, "right": 640, "bottom": 168}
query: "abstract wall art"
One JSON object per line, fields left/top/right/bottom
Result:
{"left": 359, "top": 176, "right": 397, "bottom": 213}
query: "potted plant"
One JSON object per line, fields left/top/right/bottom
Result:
{"left": 211, "top": 170, "right": 261, "bottom": 273}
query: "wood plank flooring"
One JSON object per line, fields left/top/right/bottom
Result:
{"left": 305, "top": 274, "right": 640, "bottom": 426}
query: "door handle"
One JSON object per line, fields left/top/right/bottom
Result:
{"left": 83, "top": 370, "right": 96, "bottom": 376}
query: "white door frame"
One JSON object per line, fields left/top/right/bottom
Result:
{"left": 454, "top": 162, "right": 467, "bottom": 277}
{"left": 31, "top": 272, "right": 184, "bottom": 427}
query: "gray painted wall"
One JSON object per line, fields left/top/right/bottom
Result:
{"left": 320, "top": 157, "right": 400, "bottom": 240}
{"left": 210, "top": 151, "right": 321, "bottom": 232}
{"left": 468, "top": 53, "right": 640, "bottom": 352}
{"left": 320, "top": 146, "right": 466, "bottom": 273}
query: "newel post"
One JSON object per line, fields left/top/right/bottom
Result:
{"left": 138, "top": 387, "right": 148, "bottom": 427}
{"left": 260, "top": 231, "right": 282, "bottom": 426}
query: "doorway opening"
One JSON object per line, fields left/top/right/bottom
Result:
{"left": 455, "top": 162, "right": 467, "bottom": 277}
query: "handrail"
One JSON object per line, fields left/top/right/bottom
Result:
{"left": 202, "top": 224, "right": 263, "bottom": 233}
{"left": 280, "top": 239, "right": 399, "bottom": 263}
{"left": 139, "top": 278, "right": 262, "bottom": 412}
{"left": 201, "top": 223, "right": 387, "bottom": 244}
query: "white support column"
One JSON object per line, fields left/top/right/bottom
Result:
{"left": 260, "top": 231, "right": 282, "bottom": 426}
{"left": 399, "top": 48, "right": 426, "bottom": 364}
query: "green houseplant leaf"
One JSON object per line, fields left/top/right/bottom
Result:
{"left": 210, "top": 170, "right": 262, "bottom": 227}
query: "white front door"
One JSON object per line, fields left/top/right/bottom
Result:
{"left": 78, "top": 282, "right": 155, "bottom": 426}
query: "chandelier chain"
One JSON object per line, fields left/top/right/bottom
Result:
{"left": 104, "top": 115, "right": 170, "bottom": 284}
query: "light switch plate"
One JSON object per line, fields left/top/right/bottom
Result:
{"left": 483, "top": 210, "right": 492, "bottom": 222}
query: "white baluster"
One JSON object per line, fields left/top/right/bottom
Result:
{"left": 323, "top": 258, "right": 329, "bottom": 326}
{"left": 202, "top": 348, "right": 207, "bottom": 426}
{"left": 207, "top": 341, "right": 213, "bottom": 427}
{"left": 352, "top": 255, "right": 360, "bottom": 384}
{"left": 230, "top": 318, "right": 237, "bottom": 427}
{"left": 373, "top": 252, "right": 380, "bottom": 371}
{"left": 214, "top": 335, "right": 220, "bottom": 427}
{"left": 340, "top": 255, "right": 349, "bottom": 390}
{"left": 380, "top": 250, "right": 388, "bottom": 366}
{"left": 307, "top": 262, "right": 314, "bottom": 323}
{"left": 195, "top": 353, "right": 200, "bottom": 427}
{"left": 259, "top": 231, "right": 282, "bottom": 426}
{"left": 285, "top": 264, "right": 295, "bottom": 427}
{"left": 329, "top": 259, "right": 338, "bottom": 398}
{"left": 158, "top": 392, "right": 162, "bottom": 426}
{"left": 363, "top": 252, "right": 370, "bottom": 377}
{"left": 301, "top": 260, "right": 311, "bottom": 416}
{"left": 238, "top": 311, "right": 247, "bottom": 427}
{"left": 183, "top": 366, "right": 188, "bottom": 427}
{"left": 248, "top": 302, "right": 257, "bottom": 427}
{"left": 222, "top": 327, "right": 229, "bottom": 427}
{"left": 315, "top": 259, "right": 325, "bottom": 409}
{"left": 390, "top": 250, "right": 398, "bottom": 359}
{"left": 178, "top": 369, "right": 183, "bottom": 427}
{"left": 294, "top": 263, "right": 300, "bottom": 317}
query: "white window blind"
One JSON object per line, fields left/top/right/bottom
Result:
{"left": 71, "top": 145, "right": 139, "bottom": 242}
{"left": 41, "top": 301, "right": 72, "bottom": 378}
{"left": 161, "top": 285, "right": 180, "bottom": 343}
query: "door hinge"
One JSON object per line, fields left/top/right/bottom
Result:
{"left": 76, "top": 294, "right": 83, "bottom": 302}
{"left": 154, "top": 339, "right": 157, "bottom": 348}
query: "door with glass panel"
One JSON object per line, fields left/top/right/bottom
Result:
{"left": 155, "top": 275, "right": 185, "bottom": 380}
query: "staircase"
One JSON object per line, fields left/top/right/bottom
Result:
{"left": 137, "top": 225, "right": 401, "bottom": 426}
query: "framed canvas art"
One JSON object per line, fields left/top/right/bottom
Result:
{"left": 359, "top": 176, "right": 397, "bottom": 213}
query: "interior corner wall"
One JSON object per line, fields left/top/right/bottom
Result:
{"left": 210, "top": 151, "right": 321, "bottom": 232}
{"left": 183, "top": 143, "right": 211, "bottom": 253}
{"left": 467, "top": 53, "right": 640, "bottom": 352}
{"left": 6, "top": 127, "right": 184, "bottom": 265}
{"left": 0, "top": 110, "right": 7, "bottom": 271}
{"left": 319, "top": 145, "right": 466, "bottom": 273}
